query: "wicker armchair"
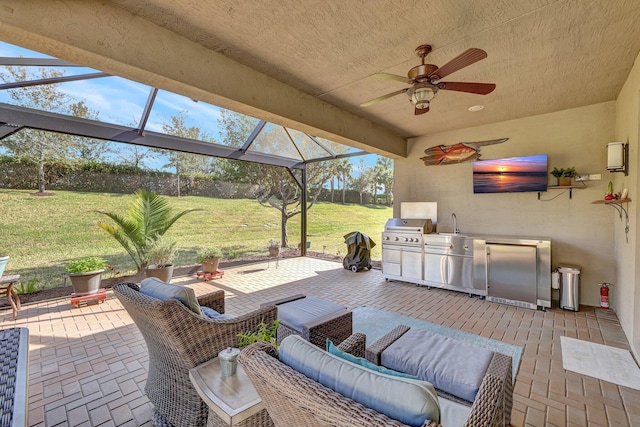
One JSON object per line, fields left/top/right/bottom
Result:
{"left": 238, "top": 336, "right": 440, "bottom": 427}
{"left": 113, "top": 282, "right": 278, "bottom": 427}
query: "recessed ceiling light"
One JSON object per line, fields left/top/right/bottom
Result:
{"left": 468, "top": 105, "right": 484, "bottom": 112}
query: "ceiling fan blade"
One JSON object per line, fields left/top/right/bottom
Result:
{"left": 437, "top": 81, "right": 496, "bottom": 95}
{"left": 429, "top": 48, "right": 488, "bottom": 80}
{"left": 415, "top": 106, "right": 429, "bottom": 115}
{"left": 360, "top": 88, "right": 408, "bottom": 107}
{"left": 372, "top": 73, "right": 411, "bottom": 83}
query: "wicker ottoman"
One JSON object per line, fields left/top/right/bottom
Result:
{"left": 262, "top": 294, "right": 352, "bottom": 349}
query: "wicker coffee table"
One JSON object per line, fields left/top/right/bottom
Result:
{"left": 189, "top": 357, "right": 273, "bottom": 427}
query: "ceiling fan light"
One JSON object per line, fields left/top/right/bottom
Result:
{"left": 408, "top": 85, "right": 437, "bottom": 108}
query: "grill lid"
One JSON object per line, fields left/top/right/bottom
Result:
{"left": 385, "top": 218, "right": 432, "bottom": 234}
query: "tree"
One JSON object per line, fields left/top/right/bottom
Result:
{"left": 159, "top": 112, "right": 215, "bottom": 196}
{"left": 373, "top": 157, "right": 394, "bottom": 206}
{"left": 334, "top": 158, "right": 353, "bottom": 204}
{"left": 375, "top": 156, "right": 393, "bottom": 206}
{"left": 351, "top": 158, "right": 372, "bottom": 205}
{"left": 68, "top": 101, "right": 110, "bottom": 161}
{"left": 95, "top": 190, "right": 200, "bottom": 272}
{"left": 0, "top": 66, "right": 96, "bottom": 193}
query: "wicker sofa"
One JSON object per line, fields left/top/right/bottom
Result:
{"left": 113, "top": 282, "right": 277, "bottom": 427}
{"left": 239, "top": 329, "right": 512, "bottom": 427}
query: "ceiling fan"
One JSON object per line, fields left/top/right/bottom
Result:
{"left": 360, "top": 44, "right": 496, "bottom": 115}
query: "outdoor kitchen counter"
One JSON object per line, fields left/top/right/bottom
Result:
{"left": 436, "top": 232, "right": 551, "bottom": 245}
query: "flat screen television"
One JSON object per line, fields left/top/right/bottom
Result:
{"left": 473, "top": 154, "right": 548, "bottom": 194}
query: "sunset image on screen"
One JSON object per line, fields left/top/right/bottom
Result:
{"left": 473, "top": 154, "right": 548, "bottom": 193}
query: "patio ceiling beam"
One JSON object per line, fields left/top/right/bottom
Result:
{"left": 0, "top": 72, "right": 111, "bottom": 90}
{"left": 0, "top": 1, "right": 406, "bottom": 158}
{"left": 239, "top": 120, "right": 266, "bottom": 153}
{"left": 301, "top": 150, "right": 370, "bottom": 165}
{"left": 307, "top": 135, "right": 337, "bottom": 158}
{"left": 0, "top": 57, "right": 86, "bottom": 67}
{"left": 0, "top": 103, "right": 304, "bottom": 169}
{"left": 0, "top": 123, "right": 22, "bottom": 139}
{"left": 137, "top": 87, "right": 158, "bottom": 136}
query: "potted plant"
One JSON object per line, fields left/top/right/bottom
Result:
{"left": 65, "top": 256, "right": 108, "bottom": 296}
{"left": 145, "top": 235, "right": 177, "bottom": 282}
{"left": 550, "top": 167, "right": 576, "bottom": 186}
{"left": 237, "top": 320, "right": 280, "bottom": 349}
{"left": 196, "top": 247, "right": 224, "bottom": 273}
{"left": 268, "top": 239, "right": 280, "bottom": 257}
{"left": 0, "top": 248, "right": 9, "bottom": 279}
{"left": 95, "top": 189, "right": 200, "bottom": 275}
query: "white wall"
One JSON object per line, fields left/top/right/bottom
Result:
{"left": 395, "top": 102, "right": 616, "bottom": 306}
{"left": 614, "top": 50, "right": 640, "bottom": 358}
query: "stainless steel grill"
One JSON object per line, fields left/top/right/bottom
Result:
{"left": 382, "top": 218, "right": 431, "bottom": 282}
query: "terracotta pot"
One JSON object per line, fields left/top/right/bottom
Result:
{"left": 202, "top": 258, "right": 220, "bottom": 273}
{"left": 145, "top": 265, "right": 174, "bottom": 283}
{"left": 268, "top": 247, "right": 280, "bottom": 257}
{"left": 68, "top": 269, "right": 104, "bottom": 296}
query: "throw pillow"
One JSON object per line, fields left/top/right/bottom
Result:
{"left": 201, "top": 306, "right": 232, "bottom": 320}
{"left": 326, "top": 339, "right": 418, "bottom": 380}
{"left": 139, "top": 277, "right": 202, "bottom": 316}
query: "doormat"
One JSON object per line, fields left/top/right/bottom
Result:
{"left": 352, "top": 306, "right": 523, "bottom": 381}
{"left": 561, "top": 336, "right": 640, "bottom": 390}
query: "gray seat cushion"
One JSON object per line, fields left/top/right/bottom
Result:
{"left": 381, "top": 328, "right": 494, "bottom": 402}
{"left": 277, "top": 296, "right": 346, "bottom": 332}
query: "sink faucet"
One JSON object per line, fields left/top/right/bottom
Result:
{"left": 451, "top": 212, "right": 460, "bottom": 234}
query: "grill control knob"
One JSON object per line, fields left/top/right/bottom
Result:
{"left": 384, "top": 236, "right": 389, "bottom": 240}
{"left": 394, "top": 237, "right": 399, "bottom": 241}
{"left": 404, "top": 237, "right": 409, "bottom": 242}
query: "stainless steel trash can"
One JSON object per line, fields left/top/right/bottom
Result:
{"left": 558, "top": 264, "right": 581, "bottom": 311}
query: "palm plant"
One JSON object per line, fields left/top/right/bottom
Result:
{"left": 95, "top": 189, "right": 199, "bottom": 272}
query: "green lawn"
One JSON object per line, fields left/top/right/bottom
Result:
{"left": 0, "top": 189, "right": 391, "bottom": 290}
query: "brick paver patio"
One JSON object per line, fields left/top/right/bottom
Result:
{"left": 2, "top": 257, "right": 639, "bottom": 426}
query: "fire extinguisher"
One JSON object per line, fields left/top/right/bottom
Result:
{"left": 600, "top": 283, "right": 610, "bottom": 309}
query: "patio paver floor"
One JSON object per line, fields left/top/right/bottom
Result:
{"left": 2, "top": 257, "right": 639, "bottom": 426}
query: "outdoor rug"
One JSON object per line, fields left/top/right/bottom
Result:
{"left": 352, "top": 306, "right": 523, "bottom": 381}
{"left": 561, "top": 336, "right": 640, "bottom": 390}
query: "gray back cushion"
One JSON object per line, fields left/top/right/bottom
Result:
{"left": 381, "top": 328, "right": 494, "bottom": 402}
{"left": 279, "top": 335, "right": 440, "bottom": 427}
{"left": 140, "top": 277, "right": 202, "bottom": 316}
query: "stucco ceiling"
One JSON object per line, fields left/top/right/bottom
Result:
{"left": 106, "top": 0, "right": 640, "bottom": 139}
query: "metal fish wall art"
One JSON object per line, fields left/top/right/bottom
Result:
{"left": 420, "top": 138, "right": 509, "bottom": 166}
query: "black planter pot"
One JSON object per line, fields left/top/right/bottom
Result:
{"left": 67, "top": 269, "right": 104, "bottom": 296}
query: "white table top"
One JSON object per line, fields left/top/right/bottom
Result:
{"left": 189, "top": 357, "right": 265, "bottom": 426}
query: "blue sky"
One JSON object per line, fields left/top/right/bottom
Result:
{"left": 0, "top": 41, "right": 383, "bottom": 176}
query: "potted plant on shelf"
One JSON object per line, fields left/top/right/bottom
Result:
{"left": 550, "top": 167, "right": 576, "bottom": 186}
{"left": 268, "top": 239, "right": 280, "bottom": 257}
{"left": 196, "top": 247, "right": 224, "bottom": 273}
{"left": 145, "top": 235, "right": 177, "bottom": 283}
{"left": 0, "top": 248, "right": 9, "bottom": 279}
{"left": 65, "top": 256, "right": 108, "bottom": 296}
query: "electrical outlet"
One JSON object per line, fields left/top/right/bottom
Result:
{"left": 589, "top": 174, "right": 602, "bottom": 180}
{"left": 575, "top": 174, "right": 590, "bottom": 182}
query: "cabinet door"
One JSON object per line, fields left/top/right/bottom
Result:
{"left": 424, "top": 252, "right": 447, "bottom": 286}
{"left": 401, "top": 250, "right": 423, "bottom": 281}
{"left": 487, "top": 244, "right": 537, "bottom": 304}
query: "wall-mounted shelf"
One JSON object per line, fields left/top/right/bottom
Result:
{"left": 592, "top": 198, "right": 632, "bottom": 242}
{"left": 538, "top": 185, "right": 585, "bottom": 200}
